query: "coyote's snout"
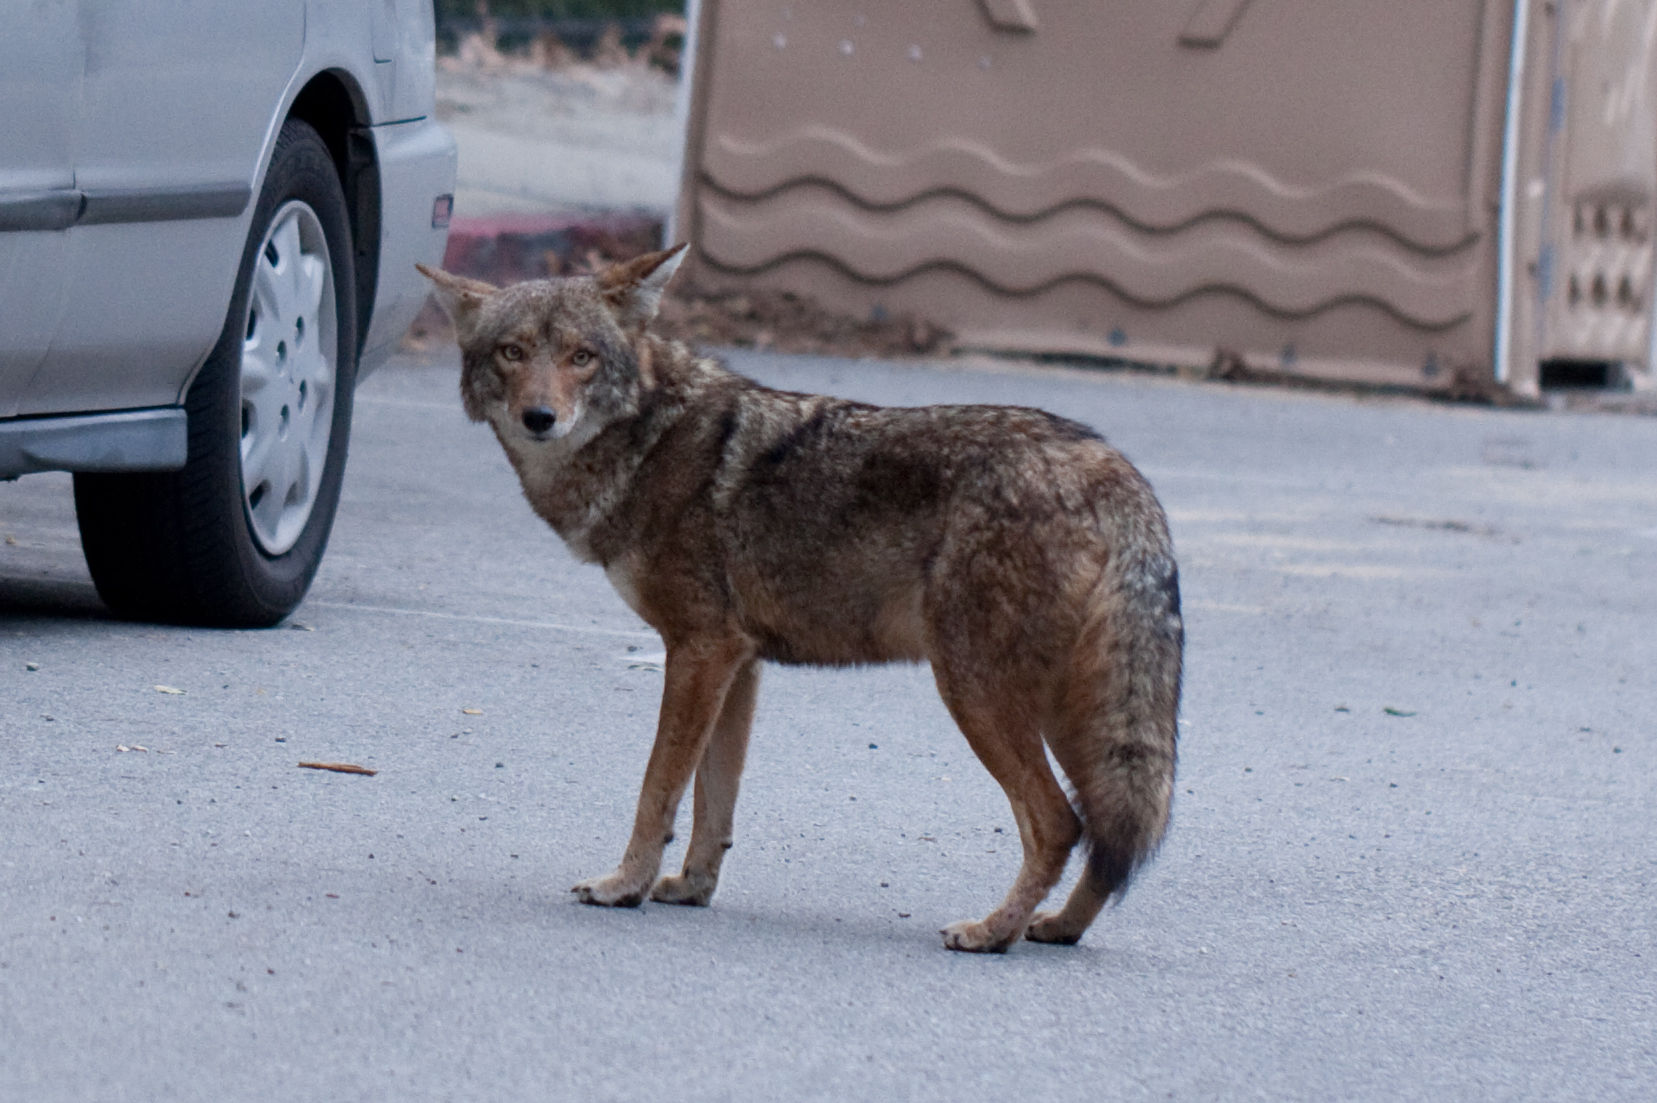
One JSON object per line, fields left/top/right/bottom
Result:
{"left": 419, "top": 247, "right": 1183, "bottom": 952}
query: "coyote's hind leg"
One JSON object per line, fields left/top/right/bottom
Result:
{"left": 932, "top": 668, "right": 1081, "bottom": 953}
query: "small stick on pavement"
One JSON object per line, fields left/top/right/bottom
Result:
{"left": 298, "top": 761, "right": 378, "bottom": 776}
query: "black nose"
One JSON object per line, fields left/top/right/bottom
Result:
{"left": 521, "top": 406, "right": 555, "bottom": 435}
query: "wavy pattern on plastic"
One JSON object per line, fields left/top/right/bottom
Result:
{"left": 695, "top": 189, "right": 1477, "bottom": 330}
{"left": 702, "top": 128, "right": 1477, "bottom": 254}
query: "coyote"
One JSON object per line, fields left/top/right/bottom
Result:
{"left": 419, "top": 248, "right": 1183, "bottom": 952}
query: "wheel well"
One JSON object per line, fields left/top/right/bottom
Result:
{"left": 286, "top": 72, "right": 380, "bottom": 357}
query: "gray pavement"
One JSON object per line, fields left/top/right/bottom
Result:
{"left": 2, "top": 347, "right": 1654, "bottom": 1101}
{"left": 436, "top": 62, "right": 680, "bottom": 219}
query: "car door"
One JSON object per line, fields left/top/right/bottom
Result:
{"left": 19, "top": 0, "right": 304, "bottom": 417}
{"left": 0, "top": 0, "right": 79, "bottom": 419}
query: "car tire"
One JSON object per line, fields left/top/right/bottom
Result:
{"left": 74, "top": 118, "right": 359, "bottom": 627}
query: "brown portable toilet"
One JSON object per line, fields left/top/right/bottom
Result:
{"left": 672, "top": 0, "right": 1657, "bottom": 398}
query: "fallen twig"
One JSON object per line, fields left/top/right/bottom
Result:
{"left": 298, "top": 761, "right": 377, "bottom": 776}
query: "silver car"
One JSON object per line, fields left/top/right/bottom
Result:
{"left": 0, "top": 1, "right": 456, "bottom": 626}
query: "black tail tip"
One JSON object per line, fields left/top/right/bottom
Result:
{"left": 1085, "top": 839, "right": 1141, "bottom": 902}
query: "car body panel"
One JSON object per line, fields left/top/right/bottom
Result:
{"left": 371, "top": 0, "right": 441, "bottom": 122}
{"left": 71, "top": 3, "right": 303, "bottom": 199}
{"left": 306, "top": 0, "right": 435, "bottom": 124}
{"left": 0, "top": 233, "right": 74, "bottom": 421}
{"left": 0, "top": 0, "right": 77, "bottom": 197}
{"left": 30, "top": 0, "right": 305, "bottom": 418}
{"left": 18, "top": 219, "right": 248, "bottom": 416}
{"left": 0, "top": 3, "right": 78, "bottom": 419}
{"left": 0, "top": 0, "right": 455, "bottom": 476}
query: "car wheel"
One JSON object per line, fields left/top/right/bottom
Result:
{"left": 74, "top": 119, "right": 358, "bottom": 627}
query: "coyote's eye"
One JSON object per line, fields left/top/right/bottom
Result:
{"left": 571, "top": 349, "right": 594, "bottom": 367}
{"left": 499, "top": 343, "right": 524, "bottom": 362}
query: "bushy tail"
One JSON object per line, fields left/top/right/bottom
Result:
{"left": 1054, "top": 550, "right": 1183, "bottom": 901}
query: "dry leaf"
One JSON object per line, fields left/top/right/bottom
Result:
{"left": 154, "top": 685, "right": 185, "bottom": 695}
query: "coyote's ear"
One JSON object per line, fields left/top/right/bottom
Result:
{"left": 416, "top": 264, "right": 497, "bottom": 335}
{"left": 596, "top": 244, "right": 687, "bottom": 331}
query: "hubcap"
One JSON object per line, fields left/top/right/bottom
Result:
{"left": 239, "top": 200, "right": 336, "bottom": 556}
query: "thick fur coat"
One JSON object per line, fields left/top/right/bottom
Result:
{"left": 420, "top": 248, "right": 1182, "bottom": 952}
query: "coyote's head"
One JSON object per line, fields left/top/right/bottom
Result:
{"left": 417, "top": 245, "right": 686, "bottom": 447}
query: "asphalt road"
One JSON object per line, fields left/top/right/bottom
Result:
{"left": 3, "top": 346, "right": 1654, "bottom": 1101}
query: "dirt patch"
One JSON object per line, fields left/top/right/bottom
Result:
{"left": 655, "top": 287, "right": 951, "bottom": 358}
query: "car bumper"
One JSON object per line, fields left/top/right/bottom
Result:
{"left": 358, "top": 115, "right": 457, "bottom": 374}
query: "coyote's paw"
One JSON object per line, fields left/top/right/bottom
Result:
{"left": 571, "top": 872, "right": 647, "bottom": 908}
{"left": 650, "top": 873, "right": 716, "bottom": 907}
{"left": 940, "top": 918, "right": 1015, "bottom": 954}
{"left": 1024, "top": 911, "right": 1085, "bottom": 945}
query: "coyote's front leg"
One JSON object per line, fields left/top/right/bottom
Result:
{"left": 572, "top": 638, "right": 753, "bottom": 907}
{"left": 650, "top": 658, "right": 760, "bottom": 906}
